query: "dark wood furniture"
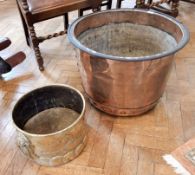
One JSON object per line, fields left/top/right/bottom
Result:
{"left": 116, "top": 0, "right": 125, "bottom": 8}
{"left": 79, "top": 0, "right": 112, "bottom": 16}
{"left": 16, "top": 0, "right": 104, "bottom": 71}
{"left": 181, "top": 0, "right": 195, "bottom": 3}
{"left": 135, "top": 0, "right": 179, "bottom": 17}
{"left": 0, "top": 37, "right": 11, "bottom": 51}
{"left": 64, "top": 0, "right": 113, "bottom": 38}
{"left": 116, "top": 0, "right": 179, "bottom": 17}
{"left": 0, "top": 37, "right": 26, "bottom": 75}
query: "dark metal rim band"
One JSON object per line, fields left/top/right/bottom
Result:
{"left": 68, "top": 9, "right": 190, "bottom": 62}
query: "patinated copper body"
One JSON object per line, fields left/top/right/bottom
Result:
{"left": 68, "top": 9, "right": 189, "bottom": 116}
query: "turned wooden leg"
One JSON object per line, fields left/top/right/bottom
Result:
{"left": 5, "top": 52, "right": 26, "bottom": 68}
{"left": 0, "top": 37, "right": 11, "bottom": 51}
{"left": 21, "top": 14, "right": 30, "bottom": 46}
{"left": 135, "top": 0, "right": 146, "bottom": 8}
{"left": 116, "top": 0, "right": 122, "bottom": 8}
{"left": 64, "top": 13, "right": 69, "bottom": 32}
{"left": 16, "top": 1, "right": 30, "bottom": 46}
{"left": 171, "top": 0, "right": 179, "bottom": 17}
{"left": 29, "top": 25, "right": 44, "bottom": 71}
{"left": 79, "top": 9, "right": 84, "bottom": 17}
{"left": 107, "top": 0, "right": 112, "bottom": 9}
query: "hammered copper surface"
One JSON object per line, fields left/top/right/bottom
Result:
{"left": 12, "top": 85, "right": 87, "bottom": 167}
{"left": 68, "top": 9, "right": 189, "bottom": 116}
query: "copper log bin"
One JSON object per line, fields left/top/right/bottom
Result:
{"left": 68, "top": 9, "right": 189, "bottom": 116}
{"left": 12, "top": 85, "right": 87, "bottom": 166}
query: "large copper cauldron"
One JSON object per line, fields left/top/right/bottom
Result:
{"left": 68, "top": 9, "right": 189, "bottom": 116}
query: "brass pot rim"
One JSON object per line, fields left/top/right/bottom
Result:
{"left": 12, "top": 84, "right": 86, "bottom": 137}
{"left": 68, "top": 8, "right": 189, "bottom": 62}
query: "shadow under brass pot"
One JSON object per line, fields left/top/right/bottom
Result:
{"left": 12, "top": 84, "right": 87, "bottom": 166}
{"left": 68, "top": 9, "right": 189, "bottom": 116}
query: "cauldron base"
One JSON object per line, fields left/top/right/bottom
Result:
{"left": 89, "top": 96, "right": 159, "bottom": 116}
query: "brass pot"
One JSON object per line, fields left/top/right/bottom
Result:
{"left": 68, "top": 9, "right": 189, "bottom": 116}
{"left": 12, "top": 84, "right": 87, "bottom": 166}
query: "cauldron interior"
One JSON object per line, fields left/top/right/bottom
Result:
{"left": 78, "top": 23, "right": 177, "bottom": 57}
{"left": 71, "top": 9, "right": 188, "bottom": 61}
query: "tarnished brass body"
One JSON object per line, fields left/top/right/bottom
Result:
{"left": 68, "top": 9, "right": 189, "bottom": 116}
{"left": 12, "top": 85, "right": 87, "bottom": 166}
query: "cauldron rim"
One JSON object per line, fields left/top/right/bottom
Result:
{"left": 12, "top": 84, "right": 86, "bottom": 137}
{"left": 68, "top": 8, "right": 189, "bottom": 62}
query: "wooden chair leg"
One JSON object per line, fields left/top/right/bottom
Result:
{"left": 16, "top": 0, "right": 30, "bottom": 46}
{"left": 107, "top": 0, "right": 112, "bottom": 9}
{"left": 0, "top": 37, "right": 11, "bottom": 51}
{"left": 116, "top": 0, "right": 123, "bottom": 8}
{"left": 28, "top": 25, "right": 44, "bottom": 71}
{"left": 17, "top": 9, "right": 30, "bottom": 46}
{"left": 21, "top": 16, "right": 30, "bottom": 46}
{"left": 64, "top": 13, "right": 69, "bottom": 32}
{"left": 135, "top": 0, "right": 146, "bottom": 8}
{"left": 5, "top": 52, "right": 26, "bottom": 68}
{"left": 79, "top": 9, "right": 83, "bottom": 17}
{"left": 22, "top": 17, "right": 30, "bottom": 46}
{"left": 171, "top": 0, "right": 179, "bottom": 17}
